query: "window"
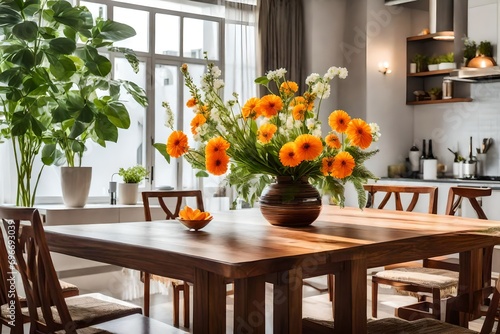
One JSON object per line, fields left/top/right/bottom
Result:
{"left": 1, "top": 0, "right": 256, "bottom": 205}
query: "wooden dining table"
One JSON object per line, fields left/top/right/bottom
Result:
{"left": 43, "top": 205, "right": 500, "bottom": 333}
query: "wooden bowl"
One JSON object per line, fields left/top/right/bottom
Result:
{"left": 177, "top": 218, "right": 212, "bottom": 231}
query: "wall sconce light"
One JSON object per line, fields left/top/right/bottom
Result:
{"left": 378, "top": 62, "right": 392, "bottom": 75}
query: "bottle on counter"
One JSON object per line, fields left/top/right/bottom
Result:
{"left": 409, "top": 144, "right": 420, "bottom": 176}
{"left": 427, "top": 139, "right": 436, "bottom": 160}
{"left": 419, "top": 139, "right": 427, "bottom": 175}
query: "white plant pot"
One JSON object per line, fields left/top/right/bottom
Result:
{"left": 119, "top": 183, "right": 139, "bottom": 205}
{"left": 427, "top": 64, "right": 439, "bottom": 71}
{"left": 438, "top": 62, "right": 456, "bottom": 70}
{"left": 61, "top": 167, "right": 92, "bottom": 208}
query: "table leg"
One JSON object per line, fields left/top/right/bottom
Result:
{"left": 270, "top": 268, "right": 303, "bottom": 333}
{"left": 233, "top": 275, "right": 266, "bottom": 334}
{"left": 193, "top": 268, "right": 226, "bottom": 333}
{"left": 334, "top": 259, "right": 367, "bottom": 334}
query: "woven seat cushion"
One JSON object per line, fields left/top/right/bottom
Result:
{"left": 303, "top": 317, "right": 477, "bottom": 333}
{"left": 375, "top": 267, "right": 459, "bottom": 297}
{"left": 55, "top": 327, "right": 113, "bottom": 334}
{"left": 59, "top": 279, "right": 79, "bottom": 294}
{"left": 34, "top": 293, "right": 141, "bottom": 328}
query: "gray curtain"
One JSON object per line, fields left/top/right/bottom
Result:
{"left": 258, "top": 0, "right": 304, "bottom": 93}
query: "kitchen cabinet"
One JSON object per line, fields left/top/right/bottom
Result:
{"left": 406, "top": 31, "right": 472, "bottom": 105}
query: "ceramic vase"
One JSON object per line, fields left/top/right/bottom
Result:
{"left": 119, "top": 183, "right": 139, "bottom": 205}
{"left": 259, "top": 176, "right": 322, "bottom": 227}
{"left": 61, "top": 167, "right": 92, "bottom": 208}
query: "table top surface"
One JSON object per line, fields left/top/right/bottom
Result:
{"left": 44, "top": 206, "right": 500, "bottom": 279}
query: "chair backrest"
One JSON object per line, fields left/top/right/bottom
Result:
{"left": 363, "top": 185, "right": 438, "bottom": 214}
{"left": 0, "top": 218, "right": 24, "bottom": 333}
{"left": 481, "top": 273, "right": 500, "bottom": 334}
{"left": 0, "top": 206, "right": 75, "bottom": 333}
{"left": 445, "top": 186, "right": 491, "bottom": 219}
{"left": 142, "top": 190, "right": 204, "bottom": 221}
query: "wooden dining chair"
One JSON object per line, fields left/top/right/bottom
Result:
{"left": 0, "top": 206, "right": 145, "bottom": 333}
{"left": 304, "top": 273, "right": 500, "bottom": 333}
{"left": 372, "top": 186, "right": 493, "bottom": 321}
{"left": 141, "top": 190, "right": 204, "bottom": 328}
{"left": 327, "top": 185, "right": 438, "bottom": 314}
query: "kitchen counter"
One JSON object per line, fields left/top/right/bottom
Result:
{"left": 382, "top": 177, "right": 500, "bottom": 190}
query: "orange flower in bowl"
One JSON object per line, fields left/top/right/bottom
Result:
{"left": 178, "top": 206, "right": 213, "bottom": 231}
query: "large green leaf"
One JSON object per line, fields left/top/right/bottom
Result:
{"left": 11, "top": 111, "right": 30, "bottom": 135}
{"left": 0, "top": 5, "right": 22, "bottom": 27}
{"left": 41, "top": 143, "right": 57, "bottom": 165}
{"left": 52, "top": 105, "right": 71, "bottom": 123}
{"left": 12, "top": 21, "right": 38, "bottom": 41}
{"left": 49, "top": 56, "right": 76, "bottom": 80}
{"left": 52, "top": 1, "right": 85, "bottom": 28}
{"left": 85, "top": 54, "right": 111, "bottom": 76}
{"left": 66, "top": 91, "right": 85, "bottom": 112}
{"left": 49, "top": 37, "right": 76, "bottom": 55}
{"left": 94, "top": 114, "right": 118, "bottom": 142}
{"left": 0, "top": 67, "right": 23, "bottom": 87}
{"left": 77, "top": 104, "right": 95, "bottom": 123}
{"left": 153, "top": 143, "right": 170, "bottom": 163}
{"left": 30, "top": 114, "right": 46, "bottom": 136}
{"left": 103, "top": 101, "right": 130, "bottom": 129}
{"left": 9, "top": 48, "right": 35, "bottom": 69}
{"left": 122, "top": 80, "right": 148, "bottom": 107}
{"left": 95, "top": 20, "right": 136, "bottom": 41}
{"left": 69, "top": 120, "right": 86, "bottom": 139}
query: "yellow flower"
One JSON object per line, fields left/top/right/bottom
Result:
{"left": 325, "top": 133, "right": 341, "bottom": 149}
{"left": 321, "top": 157, "right": 335, "bottom": 176}
{"left": 292, "top": 104, "right": 307, "bottom": 121}
{"left": 328, "top": 109, "right": 351, "bottom": 133}
{"left": 279, "top": 81, "right": 298, "bottom": 95}
{"left": 166, "top": 131, "right": 189, "bottom": 158}
{"left": 242, "top": 97, "right": 261, "bottom": 120}
{"left": 206, "top": 152, "right": 230, "bottom": 175}
{"left": 279, "top": 142, "right": 302, "bottom": 167}
{"left": 257, "top": 123, "right": 277, "bottom": 144}
{"left": 256, "top": 94, "right": 283, "bottom": 118}
{"left": 206, "top": 136, "right": 230, "bottom": 155}
{"left": 331, "top": 151, "right": 355, "bottom": 178}
{"left": 295, "top": 134, "right": 323, "bottom": 161}
{"left": 346, "top": 118, "right": 373, "bottom": 149}
{"left": 190, "top": 113, "right": 206, "bottom": 134}
{"left": 186, "top": 97, "right": 197, "bottom": 108}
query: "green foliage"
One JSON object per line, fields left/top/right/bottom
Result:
{"left": 0, "top": 0, "right": 148, "bottom": 205}
{"left": 478, "top": 41, "right": 493, "bottom": 57}
{"left": 429, "top": 87, "right": 442, "bottom": 95}
{"left": 463, "top": 38, "right": 477, "bottom": 62}
{"left": 118, "top": 165, "right": 149, "bottom": 183}
{"left": 438, "top": 52, "right": 454, "bottom": 63}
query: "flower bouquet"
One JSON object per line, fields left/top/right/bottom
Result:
{"left": 156, "top": 54, "right": 380, "bottom": 210}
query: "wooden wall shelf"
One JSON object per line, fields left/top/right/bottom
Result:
{"left": 406, "top": 98, "right": 473, "bottom": 105}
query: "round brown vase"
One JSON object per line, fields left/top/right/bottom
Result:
{"left": 259, "top": 176, "right": 322, "bottom": 227}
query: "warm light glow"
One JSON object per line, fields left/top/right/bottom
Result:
{"left": 378, "top": 61, "right": 392, "bottom": 75}
{"left": 468, "top": 56, "right": 497, "bottom": 68}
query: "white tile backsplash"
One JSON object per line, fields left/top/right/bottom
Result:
{"left": 414, "top": 82, "right": 500, "bottom": 177}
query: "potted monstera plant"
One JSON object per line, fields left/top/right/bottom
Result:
{"left": 0, "top": 0, "right": 147, "bottom": 207}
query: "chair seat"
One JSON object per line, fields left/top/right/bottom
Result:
{"left": 34, "top": 293, "right": 142, "bottom": 328}
{"left": 59, "top": 279, "right": 80, "bottom": 296}
{"left": 302, "top": 317, "right": 477, "bottom": 334}
{"left": 375, "top": 267, "right": 459, "bottom": 297}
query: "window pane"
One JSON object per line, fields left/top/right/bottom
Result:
{"left": 84, "top": 58, "right": 148, "bottom": 194}
{"left": 155, "top": 14, "right": 180, "bottom": 56}
{"left": 154, "top": 64, "right": 179, "bottom": 189}
{"left": 183, "top": 18, "right": 219, "bottom": 60}
{"left": 80, "top": 1, "right": 107, "bottom": 21}
{"left": 113, "top": 7, "right": 149, "bottom": 52}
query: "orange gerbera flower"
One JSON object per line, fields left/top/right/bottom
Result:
{"left": 206, "top": 136, "right": 230, "bottom": 155}
{"left": 290, "top": 96, "right": 305, "bottom": 107}
{"left": 325, "top": 133, "right": 341, "bottom": 149}
{"left": 279, "top": 81, "right": 298, "bottom": 95}
{"left": 206, "top": 152, "right": 230, "bottom": 176}
{"left": 331, "top": 151, "right": 355, "bottom": 178}
{"left": 190, "top": 113, "right": 206, "bottom": 134}
{"left": 328, "top": 109, "right": 351, "bottom": 133}
{"left": 279, "top": 142, "right": 302, "bottom": 167}
{"left": 256, "top": 94, "right": 283, "bottom": 118}
{"left": 346, "top": 118, "right": 372, "bottom": 149}
{"left": 321, "top": 157, "right": 335, "bottom": 176}
{"left": 292, "top": 104, "right": 307, "bottom": 121}
{"left": 166, "top": 131, "right": 189, "bottom": 158}
{"left": 257, "top": 123, "right": 277, "bottom": 144}
{"left": 186, "top": 97, "right": 197, "bottom": 108}
{"left": 294, "top": 134, "right": 323, "bottom": 161}
{"left": 242, "top": 97, "right": 261, "bottom": 120}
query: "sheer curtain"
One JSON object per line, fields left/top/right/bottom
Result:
{"left": 258, "top": 0, "right": 304, "bottom": 91}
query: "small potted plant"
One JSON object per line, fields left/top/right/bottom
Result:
{"left": 427, "top": 56, "right": 440, "bottom": 71}
{"left": 428, "top": 87, "right": 442, "bottom": 100}
{"left": 437, "top": 52, "right": 456, "bottom": 70}
{"left": 118, "top": 165, "right": 149, "bottom": 205}
{"left": 412, "top": 54, "right": 427, "bottom": 72}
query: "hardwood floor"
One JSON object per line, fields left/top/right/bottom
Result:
{"left": 8, "top": 270, "right": 484, "bottom": 333}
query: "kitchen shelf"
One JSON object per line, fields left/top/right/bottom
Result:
{"left": 406, "top": 31, "right": 471, "bottom": 105}
{"left": 408, "top": 69, "right": 453, "bottom": 77}
{"left": 406, "top": 98, "right": 473, "bottom": 105}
